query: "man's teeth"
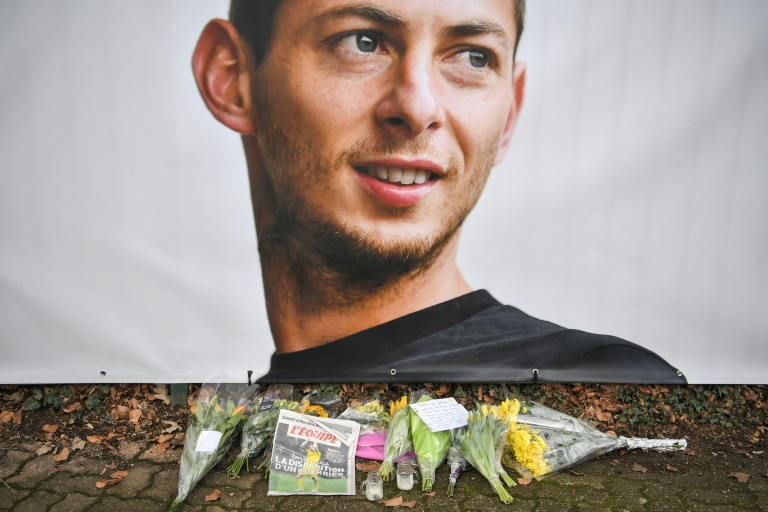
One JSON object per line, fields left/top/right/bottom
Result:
{"left": 366, "top": 167, "right": 431, "bottom": 185}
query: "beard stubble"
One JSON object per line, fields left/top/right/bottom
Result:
{"left": 253, "top": 103, "right": 498, "bottom": 313}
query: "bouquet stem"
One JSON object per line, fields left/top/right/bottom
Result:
{"left": 490, "top": 476, "right": 514, "bottom": 504}
{"left": 226, "top": 452, "right": 248, "bottom": 479}
{"left": 499, "top": 468, "right": 516, "bottom": 488}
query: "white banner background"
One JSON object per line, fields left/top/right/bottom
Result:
{"left": 1, "top": 1, "right": 766, "bottom": 384}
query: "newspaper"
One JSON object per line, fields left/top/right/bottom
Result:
{"left": 267, "top": 409, "right": 361, "bottom": 496}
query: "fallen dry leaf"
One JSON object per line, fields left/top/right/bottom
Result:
{"left": 113, "top": 404, "right": 129, "bottom": 420}
{"left": 87, "top": 435, "right": 104, "bottom": 444}
{"left": 401, "top": 501, "right": 416, "bottom": 508}
{"left": 730, "top": 472, "right": 750, "bottom": 483}
{"left": 62, "top": 401, "right": 83, "bottom": 413}
{"left": 95, "top": 478, "right": 121, "bottom": 489}
{"left": 356, "top": 460, "right": 381, "bottom": 472}
{"left": 71, "top": 438, "right": 86, "bottom": 451}
{"left": 0, "top": 411, "right": 14, "bottom": 424}
{"left": 631, "top": 463, "right": 647, "bottom": 473}
{"left": 385, "top": 496, "right": 403, "bottom": 507}
{"left": 152, "top": 384, "right": 171, "bottom": 404}
{"left": 595, "top": 411, "right": 612, "bottom": 422}
{"left": 517, "top": 477, "right": 533, "bottom": 485}
{"left": 110, "top": 471, "right": 129, "bottom": 479}
{"left": 42, "top": 424, "right": 59, "bottom": 433}
{"left": 205, "top": 489, "right": 223, "bottom": 502}
{"left": 36, "top": 445, "right": 54, "bottom": 456}
{"left": 52, "top": 448, "right": 69, "bottom": 462}
{"left": 665, "top": 465, "right": 678, "bottom": 472}
{"left": 424, "top": 491, "right": 436, "bottom": 496}
{"left": 100, "top": 468, "right": 107, "bottom": 476}
{"left": 162, "top": 420, "right": 181, "bottom": 434}
{"left": 129, "top": 409, "right": 143, "bottom": 424}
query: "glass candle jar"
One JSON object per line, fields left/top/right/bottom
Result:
{"left": 396, "top": 459, "right": 420, "bottom": 491}
{"left": 361, "top": 471, "right": 383, "bottom": 500}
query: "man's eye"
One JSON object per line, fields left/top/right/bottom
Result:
{"left": 337, "top": 32, "right": 380, "bottom": 53}
{"left": 457, "top": 50, "right": 489, "bottom": 69}
{"left": 356, "top": 33, "right": 378, "bottom": 52}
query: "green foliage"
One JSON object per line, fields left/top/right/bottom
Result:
{"left": 25, "top": 389, "right": 43, "bottom": 411}
{"left": 612, "top": 385, "right": 751, "bottom": 430}
{"left": 25, "top": 387, "right": 64, "bottom": 411}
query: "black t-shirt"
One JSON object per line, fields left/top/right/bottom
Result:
{"left": 258, "top": 290, "right": 686, "bottom": 384}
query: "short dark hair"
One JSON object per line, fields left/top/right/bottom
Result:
{"left": 230, "top": 0, "right": 526, "bottom": 66}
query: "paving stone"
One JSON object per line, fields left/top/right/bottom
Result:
{"left": 422, "top": 497, "right": 462, "bottom": 512}
{"left": 194, "top": 486, "right": 251, "bottom": 509}
{"left": 461, "top": 491, "right": 514, "bottom": 512}
{"left": 537, "top": 483, "right": 609, "bottom": 506}
{"left": 240, "top": 493, "right": 285, "bottom": 512}
{"left": 199, "top": 467, "right": 259, "bottom": 491}
{"left": 143, "top": 466, "right": 179, "bottom": 502}
{"left": 0, "top": 485, "right": 30, "bottom": 510}
{"left": 685, "top": 484, "right": 752, "bottom": 507}
{"left": 107, "top": 462, "right": 158, "bottom": 498}
{"left": 55, "top": 455, "right": 104, "bottom": 476}
{"left": 87, "top": 495, "right": 167, "bottom": 512}
{"left": 574, "top": 505, "right": 611, "bottom": 512}
{"left": 285, "top": 496, "right": 380, "bottom": 512}
{"left": 640, "top": 481, "right": 686, "bottom": 510}
{"left": 0, "top": 450, "right": 35, "bottom": 480}
{"left": 10, "top": 490, "right": 60, "bottom": 512}
{"left": 39, "top": 472, "right": 103, "bottom": 497}
{"left": 49, "top": 492, "right": 98, "bottom": 512}
{"left": 5, "top": 455, "right": 58, "bottom": 489}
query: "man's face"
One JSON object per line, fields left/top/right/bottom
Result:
{"left": 250, "top": 0, "right": 522, "bottom": 283}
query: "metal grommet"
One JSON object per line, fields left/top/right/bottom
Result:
{"left": 676, "top": 370, "right": 684, "bottom": 377}
{"left": 532, "top": 368, "right": 539, "bottom": 384}
{"left": 390, "top": 368, "right": 397, "bottom": 376}
{"left": 99, "top": 371, "right": 107, "bottom": 377}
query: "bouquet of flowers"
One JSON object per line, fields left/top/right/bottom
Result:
{"left": 446, "top": 426, "right": 471, "bottom": 496}
{"left": 226, "top": 385, "right": 300, "bottom": 479}
{"left": 379, "top": 396, "right": 412, "bottom": 480}
{"left": 500, "top": 399, "right": 688, "bottom": 479}
{"left": 460, "top": 404, "right": 516, "bottom": 504}
{"left": 409, "top": 395, "right": 452, "bottom": 491}
{"left": 169, "top": 384, "right": 257, "bottom": 512}
{"left": 300, "top": 398, "right": 329, "bottom": 418}
{"left": 337, "top": 399, "right": 390, "bottom": 435}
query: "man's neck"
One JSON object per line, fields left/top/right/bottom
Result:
{"left": 261, "top": 235, "right": 472, "bottom": 354}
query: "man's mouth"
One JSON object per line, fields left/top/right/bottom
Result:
{"left": 357, "top": 166, "right": 435, "bottom": 186}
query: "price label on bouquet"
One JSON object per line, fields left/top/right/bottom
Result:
{"left": 409, "top": 398, "right": 469, "bottom": 432}
{"left": 195, "top": 430, "right": 223, "bottom": 454}
{"left": 259, "top": 393, "right": 276, "bottom": 412}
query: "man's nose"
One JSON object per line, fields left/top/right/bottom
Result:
{"left": 375, "top": 54, "right": 446, "bottom": 138}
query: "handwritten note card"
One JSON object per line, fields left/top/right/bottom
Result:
{"left": 195, "top": 430, "right": 223, "bottom": 453}
{"left": 409, "top": 398, "right": 469, "bottom": 432}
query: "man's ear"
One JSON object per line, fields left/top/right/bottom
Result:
{"left": 494, "top": 61, "right": 527, "bottom": 165}
{"left": 192, "top": 19, "right": 256, "bottom": 134}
